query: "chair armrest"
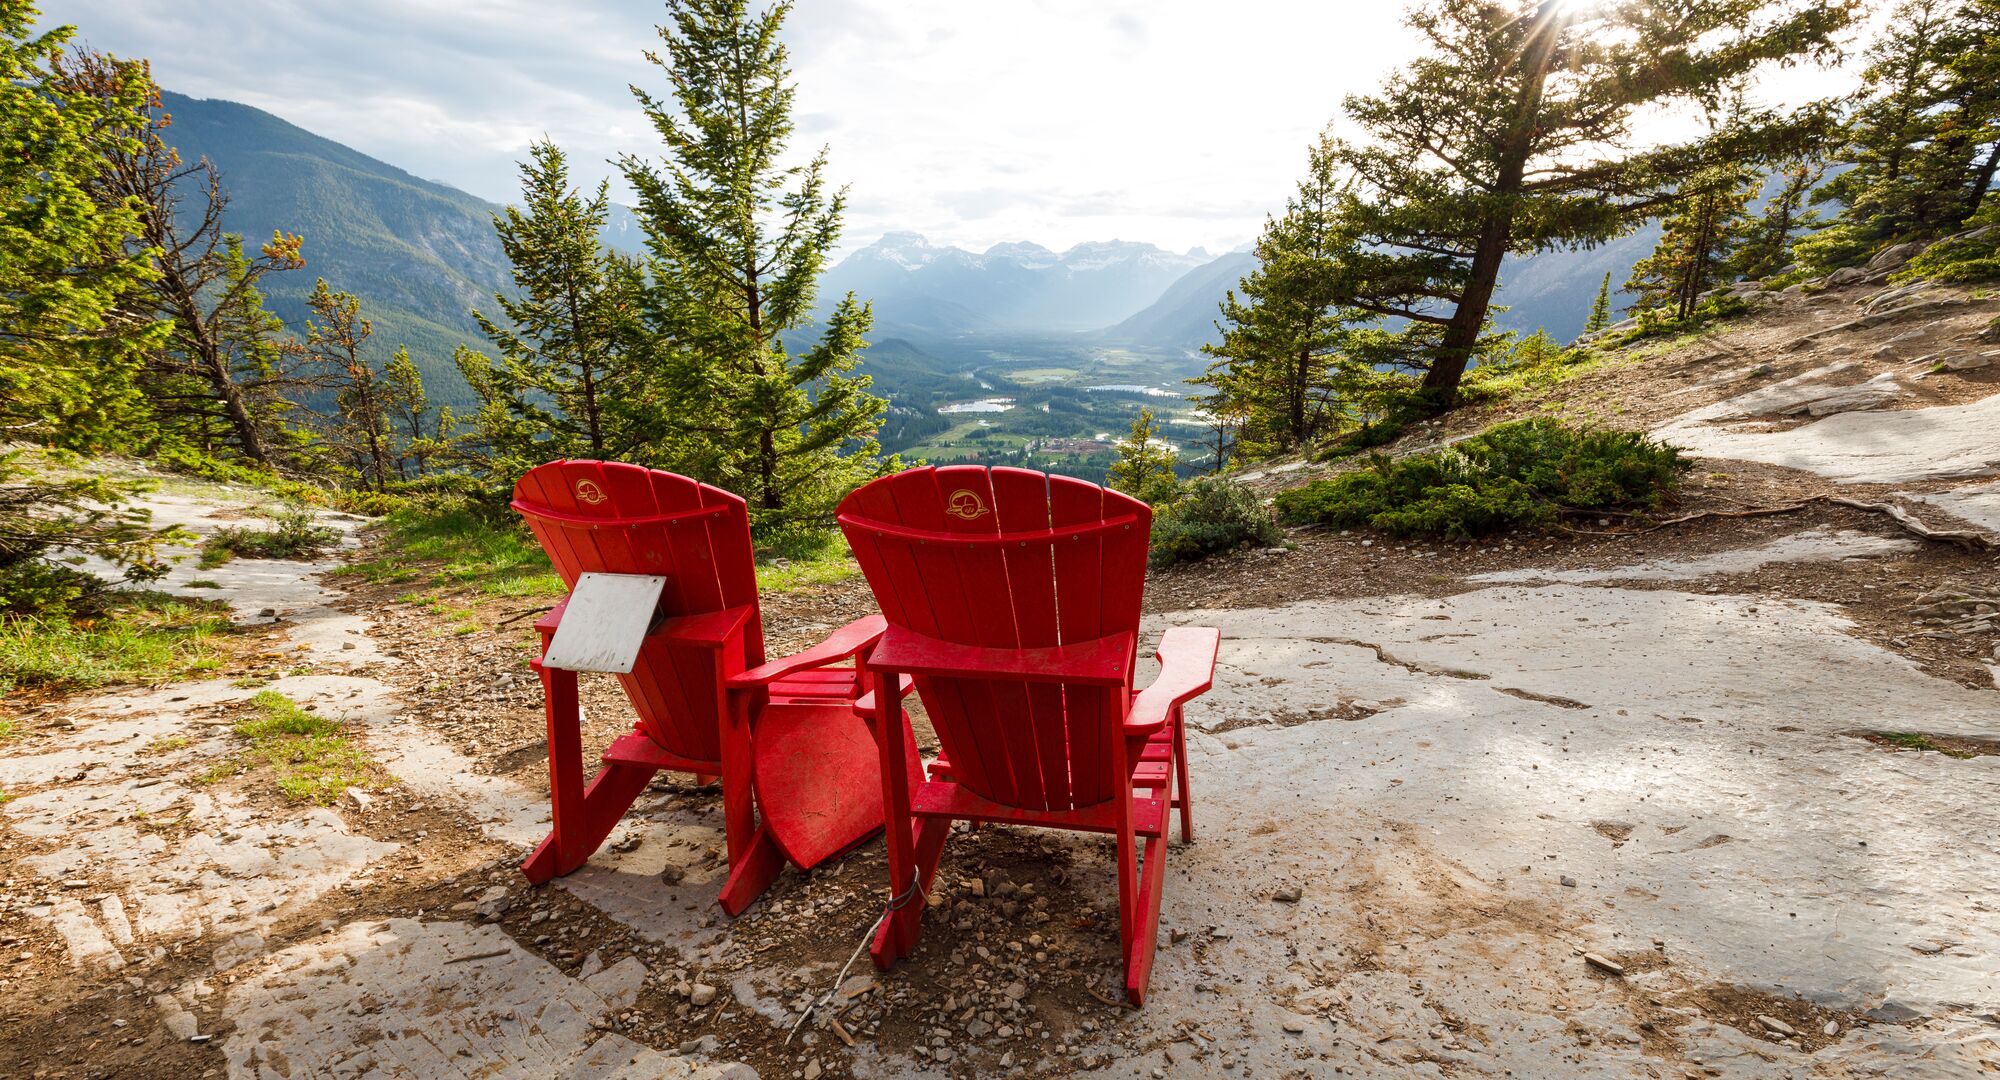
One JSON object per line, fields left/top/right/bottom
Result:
{"left": 534, "top": 596, "right": 570, "bottom": 640}
{"left": 866, "top": 624, "right": 1134, "bottom": 686}
{"left": 854, "top": 673, "right": 917, "bottom": 712}
{"left": 655, "top": 605, "right": 755, "bottom": 648}
{"left": 725, "top": 614, "right": 887, "bottom": 688}
{"left": 1124, "top": 627, "right": 1220, "bottom": 737}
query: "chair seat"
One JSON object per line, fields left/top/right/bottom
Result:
{"left": 753, "top": 700, "right": 917, "bottom": 870}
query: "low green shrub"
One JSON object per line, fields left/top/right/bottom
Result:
{"left": 200, "top": 506, "right": 341, "bottom": 567}
{"left": 1895, "top": 217, "right": 2000, "bottom": 285}
{"left": 1149, "top": 477, "right": 1283, "bottom": 567}
{"left": 1275, "top": 418, "right": 1691, "bottom": 539}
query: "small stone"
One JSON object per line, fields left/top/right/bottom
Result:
{"left": 1757, "top": 1015, "right": 1796, "bottom": 1037}
{"left": 1000, "top": 1052, "right": 1015, "bottom": 1068}
{"left": 340, "top": 640, "right": 357, "bottom": 651}
{"left": 658, "top": 864, "right": 684, "bottom": 885}
{"left": 1559, "top": 876, "right": 1577, "bottom": 888}
{"left": 1282, "top": 1018, "right": 1307, "bottom": 1034}
{"left": 1272, "top": 885, "right": 1302, "bottom": 903}
{"left": 689, "top": 983, "right": 718, "bottom": 1006}
{"left": 1823, "top": 1020, "right": 1840, "bottom": 1037}
{"left": 803, "top": 1059, "right": 822, "bottom": 1080}
{"left": 1003, "top": 980, "right": 1028, "bottom": 1001}
{"left": 344, "top": 787, "right": 372, "bottom": 812}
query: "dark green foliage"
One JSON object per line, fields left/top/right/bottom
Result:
{"left": 0, "top": 11, "right": 166, "bottom": 449}
{"left": 1584, "top": 274, "right": 1613, "bottom": 334}
{"left": 1107, "top": 408, "right": 1181, "bottom": 507}
{"left": 1626, "top": 161, "right": 1759, "bottom": 321}
{"left": 620, "top": 0, "right": 891, "bottom": 524}
{"left": 0, "top": 451, "right": 182, "bottom": 617}
{"left": 1807, "top": 0, "right": 2000, "bottom": 267}
{"left": 1149, "top": 478, "right": 1282, "bottom": 568}
{"left": 1275, "top": 419, "right": 1691, "bottom": 539}
{"left": 459, "top": 141, "right": 649, "bottom": 478}
{"left": 1897, "top": 205, "right": 2000, "bottom": 282}
{"left": 1323, "top": 0, "right": 1855, "bottom": 407}
{"left": 1196, "top": 133, "right": 1366, "bottom": 456}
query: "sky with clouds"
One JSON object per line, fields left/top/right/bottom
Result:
{"left": 42, "top": 1, "right": 1870, "bottom": 258}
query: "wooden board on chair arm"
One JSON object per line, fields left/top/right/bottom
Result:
{"left": 866, "top": 624, "right": 1135, "bottom": 685}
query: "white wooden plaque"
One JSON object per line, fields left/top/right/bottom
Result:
{"left": 541, "top": 572, "right": 668, "bottom": 674}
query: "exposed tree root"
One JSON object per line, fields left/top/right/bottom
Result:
{"left": 1561, "top": 495, "right": 1998, "bottom": 551}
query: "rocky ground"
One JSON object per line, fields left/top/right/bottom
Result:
{"left": 3, "top": 270, "right": 1998, "bottom": 1079}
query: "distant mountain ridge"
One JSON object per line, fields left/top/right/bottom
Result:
{"left": 820, "top": 232, "right": 1211, "bottom": 338}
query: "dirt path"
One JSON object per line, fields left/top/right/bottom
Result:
{"left": 4, "top": 286, "right": 1998, "bottom": 1077}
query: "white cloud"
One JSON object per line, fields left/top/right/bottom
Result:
{"left": 41, "top": 0, "right": 1866, "bottom": 257}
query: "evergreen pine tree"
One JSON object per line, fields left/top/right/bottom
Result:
{"left": 1583, "top": 273, "right": 1613, "bottom": 334}
{"left": 1734, "top": 160, "right": 1826, "bottom": 281}
{"left": 1802, "top": 0, "right": 2000, "bottom": 269}
{"left": 55, "top": 49, "right": 310, "bottom": 466}
{"left": 304, "top": 281, "right": 404, "bottom": 492}
{"left": 1626, "top": 164, "right": 1759, "bottom": 321}
{"left": 383, "top": 347, "right": 443, "bottom": 479}
{"left": 1195, "top": 132, "right": 1364, "bottom": 457}
{"left": 1108, "top": 408, "right": 1180, "bottom": 507}
{"left": 620, "top": 0, "right": 889, "bottom": 522}
{"left": 1324, "top": 0, "right": 1855, "bottom": 408}
{"left": 461, "top": 140, "right": 648, "bottom": 478}
{"left": 0, "top": 14, "right": 165, "bottom": 449}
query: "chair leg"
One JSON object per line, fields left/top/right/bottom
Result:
{"left": 716, "top": 692, "right": 781, "bottom": 916}
{"left": 1172, "top": 705, "right": 1194, "bottom": 843}
{"left": 522, "top": 664, "right": 657, "bottom": 884}
{"left": 1124, "top": 829, "right": 1168, "bottom": 1005}
{"left": 873, "top": 815, "right": 948, "bottom": 966}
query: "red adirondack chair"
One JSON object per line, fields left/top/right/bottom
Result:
{"left": 837, "top": 465, "right": 1221, "bottom": 1005}
{"left": 512, "top": 460, "right": 910, "bottom": 914}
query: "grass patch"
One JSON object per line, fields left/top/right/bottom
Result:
{"left": 200, "top": 506, "right": 341, "bottom": 568}
{"left": 0, "top": 592, "right": 230, "bottom": 695}
{"left": 1276, "top": 418, "right": 1692, "bottom": 540}
{"left": 200, "top": 690, "right": 374, "bottom": 803}
{"left": 183, "top": 579, "right": 223, "bottom": 589}
{"left": 141, "top": 735, "right": 191, "bottom": 755}
{"left": 0, "top": 717, "right": 17, "bottom": 741}
{"left": 755, "top": 527, "right": 859, "bottom": 592}
{"left": 333, "top": 506, "right": 561, "bottom": 598}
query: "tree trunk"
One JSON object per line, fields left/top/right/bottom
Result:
{"left": 1418, "top": 0, "right": 1562, "bottom": 410}
{"left": 1963, "top": 140, "right": 2000, "bottom": 223}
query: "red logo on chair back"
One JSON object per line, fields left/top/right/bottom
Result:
{"left": 575, "top": 479, "right": 609, "bottom": 505}
{"left": 945, "top": 488, "right": 989, "bottom": 521}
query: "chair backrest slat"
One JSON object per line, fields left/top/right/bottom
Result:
{"left": 514, "top": 460, "right": 762, "bottom": 764}
{"left": 839, "top": 466, "right": 1151, "bottom": 812}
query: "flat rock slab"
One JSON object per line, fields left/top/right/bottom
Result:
{"left": 222, "top": 918, "right": 753, "bottom": 1079}
{"left": 1905, "top": 479, "right": 2000, "bottom": 532}
{"left": 1655, "top": 390, "right": 2000, "bottom": 483}
{"left": 1468, "top": 527, "right": 1916, "bottom": 584}
{"left": 1111, "top": 584, "right": 2000, "bottom": 1078}
{"left": 1690, "top": 363, "right": 1906, "bottom": 421}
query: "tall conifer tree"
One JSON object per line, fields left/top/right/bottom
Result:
{"left": 462, "top": 140, "right": 649, "bottom": 477}
{"left": 620, "top": 0, "right": 888, "bottom": 522}
{"left": 1196, "top": 133, "right": 1365, "bottom": 456}
{"left": 1325, "top": 0, "right": 1855, "bottom": 408}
